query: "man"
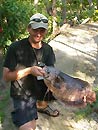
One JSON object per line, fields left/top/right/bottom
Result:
{"left": 3, "top": 13, "right": 59, "bottom": 130}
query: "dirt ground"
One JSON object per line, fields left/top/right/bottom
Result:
{"left": 49, "top": 23, "right": 98, "bottom": 84}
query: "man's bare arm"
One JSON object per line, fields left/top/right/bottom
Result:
{"left": 3, "top": 66, "right": 45, "bottom": 82}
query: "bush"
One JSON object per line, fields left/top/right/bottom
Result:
{"left": 0, "top": 0, "right": 33, "bottom": 47}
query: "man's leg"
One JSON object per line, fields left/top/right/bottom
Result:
{"left": 37, "top": 100, "right": 48, "bottom": 109}
{"left": 11, "top": 98, "right": 38, "bottom": 129}
{"left": 19, "top": 120, "right": 36, "bottom": 130}
{"left": 37, "top": 100, "right": 59, "bottom": 117}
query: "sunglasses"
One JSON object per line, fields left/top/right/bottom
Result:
{"left": 31, "top": 18, "right": 48, "bottom": 23}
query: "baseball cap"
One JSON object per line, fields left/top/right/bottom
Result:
{"left": 29, "top": 13, "right": 48, "bottom": 30}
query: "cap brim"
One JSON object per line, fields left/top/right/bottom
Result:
{"left": 30, "top": 22, "right": 48, "bottom": 30}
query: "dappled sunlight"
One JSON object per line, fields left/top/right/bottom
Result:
{"left": 0, "top": 124, "right": 3, "bottom": 130}
{"left": 75, "top": 70, "right": 95, "bottom": 83}
{"left": 49, "top": 34, "right": 97, "bottom": 58}
{"left": 49, "top": 23, "right": 98, "bottom": 84}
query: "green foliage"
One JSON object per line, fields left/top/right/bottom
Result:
{"left": 93, "top": 10, "right": 98, "bottom": 21}
{"left": 0, "top": 0, "right": 33, "bottom": 47}
{"left": 0, "top": 88, "right": 10, "bottom": 123}
{"left": 75, "top": 88, "right": 98, "bottom": 121}
{"left": 75, "top": 104, "right": 92, "bottom": 121}
{"left": 65, "top": 0, "right": 98, "bottom": 24}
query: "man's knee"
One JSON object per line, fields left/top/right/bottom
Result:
{"left": 19, "top": 120, "right": 36, "bottom": 130}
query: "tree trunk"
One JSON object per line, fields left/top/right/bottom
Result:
{"left": 61, "top": 0, "right": 66, "bottom": 25}
{"left": 34, "top": 0, "right": 39, "bottom": 9}
{"left": 97, "top": 0, "right": 98, "bottom": 9}
{"left": 52, "top": 0, "right": 58, "bottom": 35}
{"left": 88, "top": 0, "right": 93, "bottom": 8}
{"left": 44, "top": 0, "right": 52, "bottom": 16}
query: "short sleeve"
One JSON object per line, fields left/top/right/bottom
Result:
{"left": 3, "top": 44, "right": 17, "bottom": 71}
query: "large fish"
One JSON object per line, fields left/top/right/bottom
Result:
{"left": 43, "top": 66, "right": 96, "bottom": 108}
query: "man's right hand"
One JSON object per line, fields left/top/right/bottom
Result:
{"left": 30, "top": 66, "right": 45, "bottom": 77}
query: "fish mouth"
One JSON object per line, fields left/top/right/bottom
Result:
{"left": 55, "top": 95, "right": 87, "bottom": 108}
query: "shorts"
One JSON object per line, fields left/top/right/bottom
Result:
{"left": 11, "top": 97, "right": 38, "bottom": 127}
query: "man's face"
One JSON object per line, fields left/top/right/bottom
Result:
{"left": 28, "top": 27, "right": 47, "bottom": 43}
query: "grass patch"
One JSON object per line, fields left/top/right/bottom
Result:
{"left": 0, "top": 88, "right": 10, "bottom": 123}
{"left": 74, "top": 104, "right": 93, "bottom": 121}
{"left": 74, "top": 88, "right": 98, "bottom": 121}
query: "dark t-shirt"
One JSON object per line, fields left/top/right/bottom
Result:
{"left": 3, "top": 38, "right": 56, "bottom": 100}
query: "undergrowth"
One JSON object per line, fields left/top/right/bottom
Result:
{"left": 0, "top": 88, "right": 10, "bottom": 123}
{"left": 74, "top": 87, "right": 98, "bottom": 121}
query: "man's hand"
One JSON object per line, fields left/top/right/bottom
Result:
{"left": 31, "top": 66, "right": 45, "bottom": 77}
